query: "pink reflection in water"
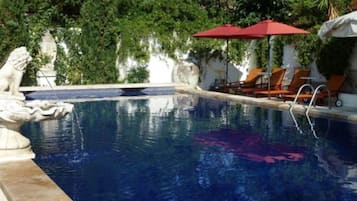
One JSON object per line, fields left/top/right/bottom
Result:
{"left": 194, "top": 128, "right": 304, "bottom": 163}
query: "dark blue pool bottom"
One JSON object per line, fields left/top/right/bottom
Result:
{"left": 23, "top": 86, "right": 175, "bottom": 100}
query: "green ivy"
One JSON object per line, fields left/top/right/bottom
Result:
{"left": 54, "top": 44, "right": 68, "bottom": 85}
{"left": 272, "top": 37, "right": 284, "bottom": 68}
{"left": 275, "top": 33, "right": 320, "bottom": 69}
{"left": 295, "top": 34, "right": 321, "bottom": 67}
{"left": 255, "top": 39, "right": 269, "bottom": 69}
{"left": 316, "top": 37, "right": 356, "bottom": 78}
{"left": 77, "top": 0, "right": 119, "bottom": 84}
{"left": 126, "top": 65, "right": 149, "bottom": 83}
{"left": 0, "top": 0, "right": 350, "bottom": 86}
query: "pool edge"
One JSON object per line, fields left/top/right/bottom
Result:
{"left": 176, "top": 85, "right": 357, "bottom": 124}
{"left": 0, "top": 159, "right": 72, "bottom": 201}
{"left": 6, "top": 82, "right": 355, "bottom": 201}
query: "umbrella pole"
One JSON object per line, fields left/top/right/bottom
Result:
{"left": 267, "top": 35, "right": 271, "bottom": 99}
{"left": 225, "top": 39, "right": 229, "bottom": 85}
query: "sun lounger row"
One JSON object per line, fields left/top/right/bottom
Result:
{"left": 210, "top": 67, "right": 263, "bottom": 93}
{"left": 210, "top": 67, "right": 346, "bottom": 106}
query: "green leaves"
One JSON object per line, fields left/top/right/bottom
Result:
{"left": 127, "top": 65, "right": 149, "bottom": 83}
{"left": 316, "top": 37, "right": 356, "bottom": 78}
{"left": 0, "top": 0, "right": 353, "bottom": 85}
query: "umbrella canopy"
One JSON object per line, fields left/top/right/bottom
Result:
{"left": 192, "top": 24, "right": 263, "bottom": 39}
{"left": 192, "top": 24, "right": 263, "bottom": 84}
{"left": 235, "top": 20, "right": 309, "bottom": 98}
{"left": 318, "top": 11, "right": 357, "bottom": 40}
{"left": 236, "top": 20, "right": 310, "bottom": 36}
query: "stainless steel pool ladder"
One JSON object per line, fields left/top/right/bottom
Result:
{"left": 289, "top": 83, "right": 332, "bottom": 138}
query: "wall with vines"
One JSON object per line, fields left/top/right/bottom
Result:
{"left": 0, "top": 0, "right": 353, "bottom": 86}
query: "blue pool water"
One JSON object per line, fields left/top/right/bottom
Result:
{"left": 24, "top": 86, "right": 175, "bottom": 100}
{"left": 21, "top": 94, "right": 357, "bottom": 201}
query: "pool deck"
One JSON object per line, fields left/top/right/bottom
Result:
{"left": 0, "top": 160, "right": 71, "bottom": 201}
{"left": 0, "top": 83, "right": 356, "bottom": 201}
{"left": 175, "top": 84, "right": 357, "bottom": 123}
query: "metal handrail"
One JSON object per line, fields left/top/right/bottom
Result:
{"left": 288, "top": 83, "right": 315, "bottom": 135}
{"left": 289, "top": 83, "right": 315, "bottom": 112}
{"left": 306, "top": 84, "right": 331, "bottom": 111}
{"left": 288, "top": 83, "right": 332, "bottom": 139}
{"left": 304, "top": 84, "right": 331, "bottom": 138}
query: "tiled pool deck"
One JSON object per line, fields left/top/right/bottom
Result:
{"left": 0, "top": 83, "right": 356, "bottom": 201}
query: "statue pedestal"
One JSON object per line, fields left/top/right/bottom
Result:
{"left": 0, "top": 147, "right": 35, "bottom": 163}
{"left": 0, "top": 100, "right": 73, "bottom": 163}
{"left": 0, "top": 47, "right": 73, "bottom": 163}
{"left": 0, "top": 126, "right": 35, "bottom": 163}
{"left": 36, "top": 68, "right": 57, "bottom": 87}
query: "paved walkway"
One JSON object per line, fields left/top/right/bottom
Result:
{"left": 0, "top": 160, "right": 71, "bottom": 201}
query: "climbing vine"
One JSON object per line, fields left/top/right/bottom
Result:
{"left": 0, "top": 0, "right": 353, "bottom": 85}
{"left": 254, "top": 39, "right": 269, "bottom": 69}
{"left": 316, "top": 37, "right": 356, "bottom": 78}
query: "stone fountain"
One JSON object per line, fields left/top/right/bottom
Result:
{"left": 0, "top": 47, "right": 73, "bottom": 162}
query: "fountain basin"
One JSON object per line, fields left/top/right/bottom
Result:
{"left": 0, "top": 99, "right": 73, "bottom": 162}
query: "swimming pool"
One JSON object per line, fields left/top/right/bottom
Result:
{"left": 21, "top": 94, "right": 357, "bottom": 201}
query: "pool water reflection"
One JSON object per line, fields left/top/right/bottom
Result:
{"left": 21, "top": 94, "right": 357, "bottom": 201}
{"left": 194, "top": 128, "right": 304, "bottom": 163}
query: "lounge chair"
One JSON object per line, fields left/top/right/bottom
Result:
{"left": 232, "top": 67, "right": 263, "bottom": 87}
{"left": 236, "top": 67, "right": 286, "bottom": 95}
{"left": 211, "top": 67, "right": 263, "bottom": 93}
{"left": 254, "top": 68, "right": 310, "bottom": 97}
{"left": 282, "top": 74, "right": 347, "bottom": 106}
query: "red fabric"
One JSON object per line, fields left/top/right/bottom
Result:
{"left": 192, "top": 24, "right": 263, "bottom": 39}
{"left": 236, "top": 20, "right": 309, "bottom": 36}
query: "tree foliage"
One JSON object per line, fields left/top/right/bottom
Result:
{"left": 0, "top": 0, "right": 354, "bottom": 85}
{"left": 316, "top": 37, "right": 356, "bottom": 78}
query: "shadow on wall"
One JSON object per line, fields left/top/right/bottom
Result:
{"left": 198, "top": 58, "right": 244, "bottom": 90}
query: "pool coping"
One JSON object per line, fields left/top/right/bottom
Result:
{"left": 0, "top": 160, "right": 71, "bottom": 201}
{"left": 175, "top": 84, "right": 357, "bottom": 123}
{"left": 0, "top": 83, "right": 356, "bottom": 201}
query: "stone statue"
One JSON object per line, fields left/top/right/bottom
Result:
{"left": 39, "top": 30, "right": 57, "bottom": 71}
{"left": 0, "top": 46, "right": 73, "bottom": 162}
{"left": 37, "top": 30, "right": 57, "bottom": 86}
{"left": 0, "top": 47, "right": 32, "bottom": 99}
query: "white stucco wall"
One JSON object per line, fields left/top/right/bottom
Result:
{"left": 117, "top": 40, "right": 333, "bottom": 91}
{"left": 146, "top": 54, "right": 175, "bottom": 83}
{"left": 282, "top": 45, "right": 326, "bottom": 85}
{"left": 116, "top": 40, "right": 258, "bottom": 90}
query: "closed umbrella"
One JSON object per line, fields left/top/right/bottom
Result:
{"left": 318, "top": 11, "right": 357, "bottom": 40}
{"left": 235, "top": 20, "right": 310, "bottom": 98}
{"left": 193, "top": 24, "right": 263, "bottom": 84}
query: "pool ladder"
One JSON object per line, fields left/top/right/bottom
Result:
{"left": 289, "top": 83, "right": 331, "bottom": 138}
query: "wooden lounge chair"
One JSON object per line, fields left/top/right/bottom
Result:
{"left": 254, "top": 68, "right": 310, "bottom": 97}
{"left": 211, "top": 67, "right": 263, "bottom": 93}
{"left": 282, "top": 74, "right": 347, "bottom": 106}
{"left": 234, "top": 67, "right": 264, "bottom": 88}
{"left": 236, "top": 67, "right": 286, "bottom": 95}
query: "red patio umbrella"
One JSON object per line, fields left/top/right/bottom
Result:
{"left": 192, "top": 24, "right": 263, "bottom": 84}
{"left": 236, "top": 20, "right": 309, "bottom": 36}
{"left": 235, "top": 20, "right": 310, "bottom": 98}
